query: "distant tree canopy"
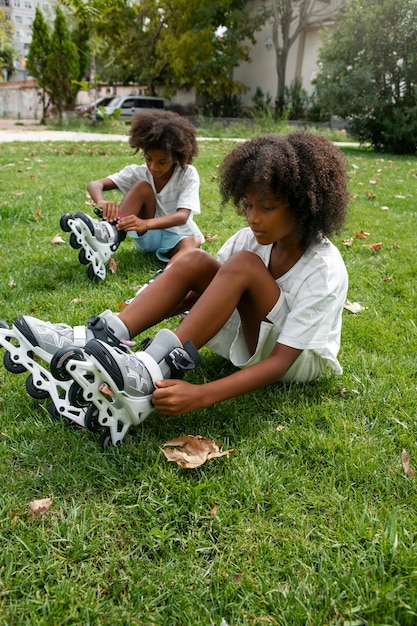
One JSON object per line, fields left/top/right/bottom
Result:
{"left": 27, "top": 6, "right": 89, "bottom": 123}
{"left": 0, "top": 8, "right": 15, "bottom": 81}
{"left": 61, "top": 0, "right": 267, "bottom": 115}
{"left": 314, "top": 0, "right": 417, "bottom": 154}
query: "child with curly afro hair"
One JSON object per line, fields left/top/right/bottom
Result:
{"left": 19, "top": 132, "right": 349, "bottom": 418}
{"left": 83, "top": 110, "right": 204, "bottom": 273}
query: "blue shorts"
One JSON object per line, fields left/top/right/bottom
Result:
{"left": 128, "top": 230, "right": 188, "bottom": 263}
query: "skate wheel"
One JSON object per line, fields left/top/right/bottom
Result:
{"left": 48, "top": 401, "right": 61, "bottom": 421}
{"left": 25, "top": 374, "right": 50, "bottom": 400}
{"left": 99, "top": 427, "right": 114, "bottom": 450}
{"left": 60, "top": 213, "right": 72, "bottom": 232}
{"left": 69, "top": 232, "right": 81, "bottom": 250}
{"left": 3, "top": 350, "right": 27, "bottom": 374}
{"left": 50, "top": 346, "right": 86, "bottom": 381}
{"left": 87, "top": 264, "right": 100, "bottom": 281}
{"left": 78, "top": 248, "right": 89, "bottom": 265}
{"left": 85, "top": 405, "right": 101, "bottom": 432}
{"left": 68, "top": 381, "right": 89, "bottom": 408}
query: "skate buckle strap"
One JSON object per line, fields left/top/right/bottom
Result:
{"left": 166, "top": 341, "right": 201, "bottom": 378}
{"left": 73, "top": 325, "right": 87, "bottom": 346}
{"left": 88, "top": 314, "right": 124, "bottom": 350}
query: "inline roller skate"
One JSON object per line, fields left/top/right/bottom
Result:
{"left": 0, "top": 310, "right": 131, "bottom": 429}
{"left": 60, "top": 208, "right": 126, "bottom": 281}
{"left": 50, "top": 329, "right": 200, "bottom": 448}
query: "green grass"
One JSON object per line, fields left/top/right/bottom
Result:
{"left": 0, "top": 137, "right": 417, "bottom": 625}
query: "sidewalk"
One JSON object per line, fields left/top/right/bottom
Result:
{"left": 0, "top": 118, "right": 362, "bottom": 147}
{"left": 0, "top": 118, "right": 128, "bottom": 143}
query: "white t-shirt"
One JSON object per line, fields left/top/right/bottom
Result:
{"left": 208, "top": 227, "right": 348, "bottom": 377}
{"left": 109, "top": 163, "right": 204, "bottom": 242}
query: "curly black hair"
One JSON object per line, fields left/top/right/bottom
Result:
{"left": 129, "top": 110, "right": 198, "bottom": 168}
{"left": 219, "top": 132, "right": 349, "bottom": 250}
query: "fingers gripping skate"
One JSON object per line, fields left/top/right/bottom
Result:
{"left": 0, "top": 322, "right": 86, "bottom": 427}
{"left": 52, "top": 342, "right": 160, "bottom": 447}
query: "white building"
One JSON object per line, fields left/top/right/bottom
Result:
{"left": 234, "top": 0, "right": 344, "bottom": 108}
{"left": 0, "top": 0, "right": 56, "bottom": 77}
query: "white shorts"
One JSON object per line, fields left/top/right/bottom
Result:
{"left": 205, "top": 292, "right": 326, "bottom": 383}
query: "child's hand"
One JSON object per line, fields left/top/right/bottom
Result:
{"left": 152, "top": 379, "right": 202, "bottom": 415}
{"left": 117, "top": 215, "right": 148, "bottom": 234}
{"left": 98, "top": 201, "right": 120, "bottom": 222}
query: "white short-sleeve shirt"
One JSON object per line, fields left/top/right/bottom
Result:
{"left": 108, "top": 163, "right": 204, "bottom": 242}
{"left": 206, "top": 227, "right": 348, "bottom": 380}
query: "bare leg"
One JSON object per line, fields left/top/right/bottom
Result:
{"left": 118, "top": 249, "right": 281, "bottom": 354}
{"left": 119, "top": 249, "right": 220, "bottom": 336}
{"left": 117, "top": 181, "right": 155, "bottom": 219}
{"left": 168, "top": 237, "right": 201, "bottom": 264}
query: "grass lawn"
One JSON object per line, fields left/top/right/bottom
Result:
{"left": 0, "top": 135, "right": 417, "bottom": 625}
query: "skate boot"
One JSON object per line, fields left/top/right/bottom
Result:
{"left": 0, "top": 311, "right": 131, "bottom": 429}
{"left": 50, "top": 329, "right": 200, "bottom": 448}
{"left": 60, "top": 209, "right": 126, "bottom": 281}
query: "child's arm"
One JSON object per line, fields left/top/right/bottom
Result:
{"left": 117, "top": 208, "right": 191, "bottom": 234}
{"left": 152, "top": 343, "right": 302, "bottom": 415}
{"left": 87, "top": 178, "right": 120, "bottom": 221}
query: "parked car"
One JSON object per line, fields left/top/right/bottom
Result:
{"left": 75, "top": 96, "right": 116, "bottom": 117}
{"left": 96, "top": 95, "right": 164, "bottom": 121}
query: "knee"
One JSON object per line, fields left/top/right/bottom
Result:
{"left": 220, "top": 250, "right": 264, "bottom": 275}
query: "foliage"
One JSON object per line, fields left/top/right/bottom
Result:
{"left": 284, "top": 78, "right": 311, "bottom": 120}
{"left": 0, "top": 8, "right": 15, "bottom": 81}
{"left": 26, "top": 8, "right": 51, "bottom": 124}
{"left": 0, "top": 137, "right": 417, "bottom": 624}
{"left": 45, "top": 7, "right": 79, "bottom": 123}
{"left": 270, "top": 0, "right": 345, "bottom": 114}
{"left": 313, "top": 0, "right": 417, "bottom": 154}
{"left": 61, "top": 0, "right": 266, "bottom": 115}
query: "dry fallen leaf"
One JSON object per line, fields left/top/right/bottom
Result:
{"left": 50, "top": 234, "right": 65, "bottom": 244}
{"left": 205, "top": 233, "right": 219, "bottom": 243}
{"left": 363, "top": 242, "right": 383, "bottom": 251}
{"left": 344, "top": 300, "right": 365, "bottom": 314}
{"left": 401, "top": 450, "right": 415, "bottom": 478}
{"left": 161, "top": 435, "right": 234, "bottom": 469}
{"left": 29, "top": 497, "right": 52, "bottom": 519}
{"left": 108, "top": 258, "right": 119, "bottom": 274}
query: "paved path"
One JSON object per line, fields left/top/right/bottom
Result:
{"left": 0, "top": 118, "right": 360, "bottom": 147}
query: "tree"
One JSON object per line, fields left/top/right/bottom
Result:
{"left": 45, "top": 7, "right": 79, "bottom": 123}
{"left": 0, "top": 8, "right": 15, "bottom": 81}
{"left": 62, "top": 0, "right": 266, "bottom": 115}
{"left": 26, "top": 8, "right": 50, "bottom": 123}
{"left": 270, "top": 0, "right": 345, "bottom": 115}
{"left": 314, "top": 0, "right": 417, "bottom": 154}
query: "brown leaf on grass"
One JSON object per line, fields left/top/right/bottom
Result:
{"left": 363, "top": 242, "right": 383, "bottom": 251}
{"left": 32, "top": 208, "right": 42, "bottom": 221}
{"left": 401, "top": 450, "right": 415, "bottom": 478}
{"left": 161, "top": 435, "right": 234, "bottom": 469}
{"left": 366, "top": 191, "right": 376, "bottom": 199}
{"left": 205, "top": 233, "right": 219, "bottom": 243}
{"left": 355, "top": 229, "right": 369, "bottom": 239}
{"left": 341, "top": 237, "right": 355, "bottom": 246}
{"left": 29, "top": 497, "right": 52, "bottom": 519}
{"left": 50, "top": 233, "right": 65, "bottom": 244}
{"left": 344, "top": 300, "right": 365, "bottom": 314}
{"left": 108, "top": 258, "right": 119, "bottom": 274}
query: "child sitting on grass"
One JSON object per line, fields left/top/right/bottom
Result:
{"left": 61, "top": 109, "right": 204, "bottom": 280}
{"left": 14, "top": 131, "right": 349, "bottom": 418}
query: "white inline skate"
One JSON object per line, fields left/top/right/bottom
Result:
{"left": 0, "top": 310, "right": 131, "bottom": 430}
{"left": 50, "top": 329, "right": 200, "bottom": 449}
{"left": 60, "top": 208, "right": 126, "bottom": 281}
